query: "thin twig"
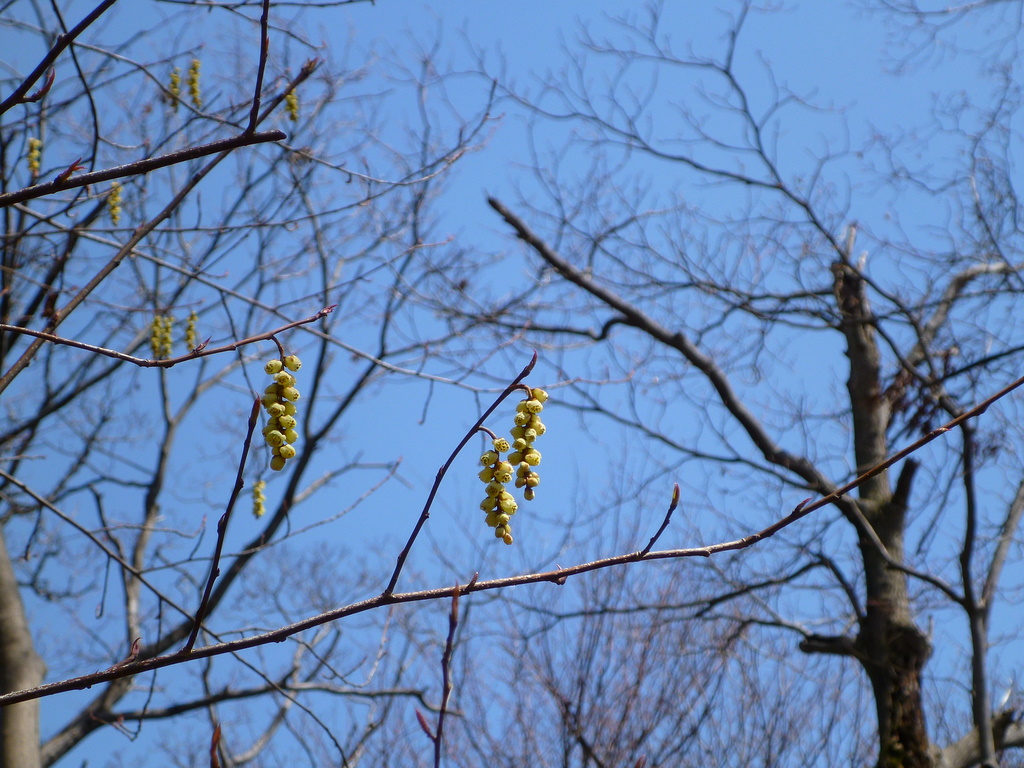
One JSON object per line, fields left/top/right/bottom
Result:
{"left": 382, "top": 351, "right": 538, "bottom": 596}
{"left": 433, "top": 584, "right": 459, "bottom": 768}
{"left": 639, "top": 483, "right": 680, "bottom": 557}
{"left": 0, "top": 305, "right": 335, "bottom": 368}
{"left": 245, "top": 0, "right": 273, "bottom": 133}
{"left": 183, "top": 398, "right": 261, "bottom": 653}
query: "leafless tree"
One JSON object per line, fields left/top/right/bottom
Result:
{"left": 5, "top": 2, "right": 1024, "bottom": 768}
{"left": 421, "top": 2, "right": 1024, "bottom": 767}
{"left": 0, "top": 1, "right": 495, "bottom": 765}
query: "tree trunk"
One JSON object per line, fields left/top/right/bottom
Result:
{"left": 0, "top": 525, "right": 45, "bottom": 768}
{"left": 834, "top": 260, "right": 933, "bottom": 767}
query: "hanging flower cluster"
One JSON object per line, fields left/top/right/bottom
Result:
{"left": 252, "top": 479, "right": 267, "bottom": 518}
{"left": 27, "top": 137, "right": 42, "bottom": 177}
{"left": 150, "top": 314, "right": 174, "bottom": 359}
{"left": 168, "top": 67, "right": 181, "bottom": 110}
{"left": 285, "top": 90, "right": 299, "bottom": 122}
{"left": 476, "top": 386, "right": 549, "bottom": 545}
{"left": 187, "top": 59, "right": 202, "bottom": 109}
{"left": 479, "top": 436, "right": 516, "bottom": 545}
{"left": 260, "top": 354, "right": 302, "bottom": 471}
{"left": 108, "top": 181, "right": 122, "bottom": 225}
{"left": 510, "top": 388, "right": 547, "bottom": 502}
{"left": 184, "top": 310, "right": 198, "bottom": 351}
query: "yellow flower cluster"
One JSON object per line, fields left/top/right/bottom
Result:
{"left": 184, "top": 310, "right": 198, "bottom": 350}
{"left": 479, "top": 437, "right": 516, "bottom": 545}
{"left": 477, "top": 387, "right": 549, "bottom": 545}
{"left": 27, "top": 137, "right": 42, "bottom": 177}
{"left": 150, "top": 314, "right": 174, "bottom": 359}
{"left": 260, "top": 355, "right": 302, "bottom": 471}
{"left": 285, "top": 91, "right": 299, "bottom": 122}
{"left": 108, "top": 181, "right": 122, "bottom": 225}
{"left": 187, "top": 59, "right": 202, "bottom": 109}
{"left": 168, "top": 67, "right": 181, "bottom": 111}
{"left": 252, "top": 479, "right": 267, "bottom": 518}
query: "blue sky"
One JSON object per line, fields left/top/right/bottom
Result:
{"left": 9, "top": 0, "right": 1024, "bottom": 764}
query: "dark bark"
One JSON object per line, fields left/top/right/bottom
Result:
{"left": 834, "top": 260, "right": 933, "bottom": 767}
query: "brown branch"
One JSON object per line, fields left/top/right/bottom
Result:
{"left": 487, "top": 196, "right": 833, "bottom": 496}
{"left": 798, "top": 634, "right": 858, "bottom": 657}
{"left": 0, "top": 0, "right": 118, "bottom": 117}
{"left": 0, "top": 130, "right": 289, "bottom": 398}
{"left": 3, "top": 369, "right": 1022, "bottom": 710}
{"left": 0, "top": 130, "right": 286, "bottom": 209}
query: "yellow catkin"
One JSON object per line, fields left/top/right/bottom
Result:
{"left": 150, "top": 314, "right": 174, "bottom": 359}
{"left": 262, "top": 355, "right": 301, "bottom": 470}
{"left": 184, "top": 310, "right": 198, "bottom": 350}
{"left": 477, "top": 386, "right": 549, "bottom": 546}
{"left": 108, "top": 182, "right": 122, "bottom": 225}
{"left": 27, "top": 137, "right": 42, "bottom": 177}
{"left": 187, "top": 59, "right": 202, "bottom": 109}
{"left": 252, "top": 480, "right": 266, "bottom": 518}
{"left": 168, "top": 67, "right": 181, "bottom": 110}
{"left": 285, "top": 91, "right": 299, "bottom": 122}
